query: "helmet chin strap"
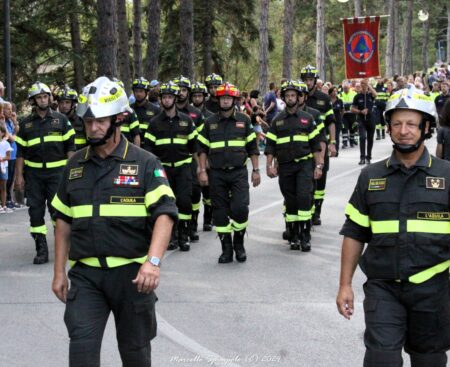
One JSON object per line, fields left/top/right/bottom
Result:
{"left": 87, "top": 116, "right": 117, "bottom": 147}
{"left": 220, "top": 105, "right": 234, "bottom": 112}
{"left": 390, "top": 118, "right": 427, "bottom": 154}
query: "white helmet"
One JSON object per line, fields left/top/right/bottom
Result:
{"left": 28, "top": 82, "right": 51, "bottom": 99}
{"left": 384, "top": 87, "right": 438, "bottom": 124}
{"left": 77, "top": 76, "right": 131, "bottom": 119}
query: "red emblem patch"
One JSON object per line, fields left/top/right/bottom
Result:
{"left": 189, "top": 112, "right": 198, "bottom": 119}
{"left": 236, "top": 122, "right": 245, "bottom": 128}
{"left": 300, "top": 118, "right": 308, "bottom": 125}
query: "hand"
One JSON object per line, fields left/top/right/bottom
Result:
{"left": 198, "top": 171, "right": 209, "bottom": 186}
{"left": 314, "top": 167, "right": 323, "bottom": 180}
{"left": 329, "top": 143, "right": 337, "bottom": 157}
{"left": 336, "top": 285, "right": 355, "bottom": 320}
{"left": 132, "top": 262, "right": 160, "bottom": 293}
{"left": 15, "top": 174, "right": 24, "bottom": 191}
{"left": 52, "top": 272, "right": 69, "bottom": 303}
{"left": 361, "top": 108, "right": 368, "bottom": 116}
{"left": 266, "top": 166, "right": 278, "bottom": 178}
{"left": 251, "top": 171, "right": 261, "bottom": 187}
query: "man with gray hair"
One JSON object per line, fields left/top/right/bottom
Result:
{"left": 0, "top": 81, "right": 5, "bottom": 103}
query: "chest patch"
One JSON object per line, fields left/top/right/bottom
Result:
{"left": 426, "top": 177, "right": 445, "bottom": 190}
{"left": 110, "top": 196, "right": 145, "bottom": 205}
{"left": 69, "top": 167, "right": 84, "bottom": 180}
{"left": 25, "top": 122, "right": 33, "bottom": 129}
{"left": 146, "top": 111, "right": 154, "bottom": 116}
{"left": 276, "top": 120, "right": 284, "bottom": 127}
{"left": 236, "top": 121, "right": 245, "bottom": 128}
{"left": 189, "top": 112, "right": 198, "bottom": 119}
{"left": 300, "top": 118, "right": 308, "bottom": 125}
{"left": 210, "top": 123, "right": 218, "bottom": 130}
{"left": 113, "top": 175, "right": 140, "bottom": 187}
{"left": 51, "top": 119, "right": 60, "bottom": 126}
{"left": 417, "top": 212, "right": 450, "bottom": 221}
{"left": 119, "top": 164, "right": 139, "bottom": 176}
{"left": 368, "top": 178, "right": 386, "bottom": 191}
{"left": 317, "top": 100, "right": 325, "bottom": 106}
{"left": 179, "top": 121, "right": 188, "bottom": 127}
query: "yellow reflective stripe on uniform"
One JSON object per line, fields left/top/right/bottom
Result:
{"left": 63, "top": 129, "right": 75, "bottom": 141}
{"left": 139, "top": 123, "right": 149, "bottom": 130}
{"left": 161, "top": 157, "right": 193, "bottom": 167}
{"left": 246, "top": 132, "right": 256, "bottom": 143}
{"left": 46, "top": 160, "right": 67, "bottom": 168}
{"left": 197, "top": 134, "right": 210, "bottom": 147}
{"left": 409, "top": 260, "right": 450, "bottom": 284}
{"left": 155, "top": 138, "right": 171, "bottom": 145}
{"left": 406, "top": 220, "right": 450, "bottom": 234}
{"left": 15, "top": 135, "right": 27, "bottom": 147}
{"left": 292, "top": 135, "right": 309, "bottom": 142}
{"left": 285, "top": 214, "right": 298, "bottom": 222}
{"left": 72, "top": 255, "right": 148, "bottom": 268}
{"left": 145, "top": 132, "right": 156, "bottom": 142}
{"left": 276, "top": 137, "right": 290, "bottom": 144}
{"left": 121, "top": 126, "right": 130, "bottom": 132}
{"left": 145, "top": 184, "right": 175, "bottom": 207}
{"left": 75, "top": 138, "right": 87, "bottom": 145}
{"left": 324, "top": 109, "right": 334, "bottom": 117}
{"left": 178, "top": 213, "right": 192, "bottom": 220}
{"left": 24, "top": 160, "right": 43, "bottom": 168}
{"left": 30, "top": 225, "right": 47, "bottom": 234}
{"left": 129, "top": 119, "right": 140, "bottom": 130}
{"left": 192, "top": 202, "right": 201, "bottom": 211}
{"left": 216, "top": 223, "right": 232, "bottom": 233}
{"left": 370, "top": 220, "right": 399, "bottom": 234}
{"left": 228, "top": 140, "right": 246, "bottom": 147}
{"left": 172, "top": 138, "right": 188, "bottom": 145}
{"left": 314, "top": 189, "right": 325, "bottom": 200}
{"left": 298, "top": 210, "right": 312, "bottom": 221}
{"left": 266, "top": 132, "right": 277, "bottom": 141}
{"left": 345, "top": 203, "right": 370, "bottom": 227}
{"left": 188, "top": 130, "right": 197, "bottom": 140}
{"left": 27, "top": 137, "right": 41, "bottom": 146}
{"left": 294, "top": 153, "right": 313, "bottom": 162}
{"left": 210, "top": 141, "right": 225, "bottom": 149}
{"left": 308, "top": 129, "right": 320, "bottom": 140}
{"left": 44, "top": 135, "right": 64, "bottom": 143}
{"left": 232, "top": 220, "right": 248, "bottom": 231}
{"left": 99, "top": 204, "right": 147, "bottom": 217}
{"left": 72, "top": 205, "right": 93, "bottom": 218}
{"left": 316, "top": 122, "right": 325, "bottom": 132}
{"left": 52, "top": 194, "right": 73, "bottom": 217}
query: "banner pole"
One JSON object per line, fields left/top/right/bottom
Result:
{"left": 340, "top": 15, "right": 389, "bottom": 21}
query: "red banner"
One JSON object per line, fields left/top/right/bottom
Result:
{"left": 342, "top": 16, "right": 380, "bottom": 79}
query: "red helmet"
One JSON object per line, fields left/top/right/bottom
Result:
{"left": 215, "top": 82, "right": 240, "bottom": 98}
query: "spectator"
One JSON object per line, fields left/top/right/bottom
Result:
{"left": 0, "top": 123, "right": 13, "bottom": 213}
{"left": 250, "top": 90, "right": 260, "bottom": 108}
{"left": 3, "top": 102, "right": 19, "bottom": 209}
{"left": 329, "top": 86, "right": 344, "bottom": 156}
{"left": 0, "top": 81, "right": 5, "bottom": 103}
{"left": 316, "top": 79, "right": 324, "bottom": 90}
{"left": 241, "top": 91, "right": 252, "bottom": 115}
{"left": 251, "top": 105, "right": 269, "bottom": 150}
{"left": 275, "top": 89, "right": 285, "bottom": 112}
{"left": 436, "top": 99, "right": 450, "bottom": 160}
{"left": 263, "top": 82, "right": 278, "bottom": 124}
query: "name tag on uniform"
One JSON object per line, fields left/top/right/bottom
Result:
{"left": 179, "top": 121, "right": 189, "bottom": 127}
{"left": 146, "top": 111, "right": 154, "bottom": 116}
{"left": 25, "top": 122, "right": 33, "bottom": 129}
{"left": 317, "top": 100, "right": 325, "bottom": 106}
{"left": 210, "top": 123, "right": 218, "bottom": 130}
{"left": 276, "top": 120, "right": 284, "bottom": 127}
{"left": 110, "top": 196, "right": 145, "bottom": 205}
{"left": 113, "top": 176, "right": 140, "bottom": 187}
{"left": 426, "top": 177, "right": 445, "bottom": 190}
{"left": 119, "top": 164, "right": 139, "bottom": 176}
{"left": 368, "top": 178, "right": 386, "bottom": 191}
{"left": 69, "top": 167, "right": 84, "bottom": 180}
{"left": 417, "top": 212, "right": 450, "bottom": 221}
{"left": 236, "top": 121, "right": 245, "bottom": 128}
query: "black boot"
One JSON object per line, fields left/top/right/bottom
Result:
{"left": 282, "top": 217, "right": 290, "bottom": 241}
{"left": 203, "top": 205, "right": 213, "bottom": 231}
{"left": 167, "top": 226, "right": 178, "bottom": 251}
{"left": 289, "top": 222, "right": 300, "bottom": 250}
{"left": 190, "top": 211, "right": 199, "bottom": 242}
{"left": 178, "top": 220, "right": 190, "bottom": 252}
{"left": 33, "top": 234, "right": 49, "bottom": 264}
{"left": 376, "top": 130, "right": 381, "bottom": 140}
{"left": 381, "top": 129, "right": 386, "bottom": 139}
{"left": 312, "top": 199, "right": 323, "bottom": 225}
{"left": 218, "top": 233, "right": 233, "bottom": 263}
{"left": 233, "top": 229, "right": 247, "bottom": 262}
{"left": 300, "top": 221, "right": 311, "bottom": 252}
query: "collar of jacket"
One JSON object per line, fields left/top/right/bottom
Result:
{"left": 386, "top": 147, "right": 432, "bottom": 172}
{"left": 80, "top": 134, "right": 133, "bottom": 163}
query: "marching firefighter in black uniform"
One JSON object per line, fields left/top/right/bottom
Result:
{"left": 113, "top": 78, "right": 140, "bottom": 146}
{"left": 265, "top": 80, "right": 323, "bottom": 251}
{"left": 197, "top": 82, "right": 260, "bottom": 263}
{"left": 337, "top": 87, "right": 450, "bottom": 367}
{"left": 301, "top": 65, "right": 336, "bottom": 226}
{"left": 131, "top": 77, "right": 160, "bottom": 145}
{"left": 15, "top": 82, "right": 76, "bottom": 264}
{"left": 204, "top": 73, "right": 223, "bottom": 114}
{"left": 51, "top": 76, "right": 178, "bottom": 367}
{"left": 373, "top": 77, "right": 388, "bottom": 140}
{"left": 191, "top": 82, "right": 214, "bottom": 232}
{"left": 143, "top": 82, "right": 197, "bottom": 252}
{"left": 56, "top": 86, "right": 87, "bottom": 150}
{"left": 173, "top": 76, "right": 204, "bottom": 242}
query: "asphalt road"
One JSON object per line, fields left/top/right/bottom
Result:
{"left": 0, "top": 136, "right": 444, "bottom": 366}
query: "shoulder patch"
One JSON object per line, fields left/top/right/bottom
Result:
{"left": 154, "top": 168, "right": 167, "bottom": 178}
{"left": 69, "top": 167, "right": 84, "bottom": 180}
{"left": 368, "top": 178, "right": 386, "bottom": 191}
{"left": 179, "top": 121, "right": 189, "bottom": 127}
{"left": 426, "top": 177, "right": 445, "bottom": 190}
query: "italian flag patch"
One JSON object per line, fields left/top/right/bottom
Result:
{"left": 154, "top": 168, "right": 167, "bottom": 178}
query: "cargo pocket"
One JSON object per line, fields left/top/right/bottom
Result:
{"left": 63, "top": 285, "right": 79, "bottom": 336}
{"left": 131, "top": 294, "right": 157, "bottom": 348}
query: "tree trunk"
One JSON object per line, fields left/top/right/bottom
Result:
{"left": 201, "top": 0, "right": 213, "bottom": 78}
{"left": 402, "top": 0, "right": 413, "bottom": 75}
{"left": 69, "top": 0, "right": 84, "bottom": 90}
{"left": 117, "top": 0, "right": 131, "bottom": 92}
{"left": 179, "top": 0, "right": 194, "bottom": 79}
{"left": 393, "top": 3, "right": 402, "bottom": 75}
{"left": 421, "top": 17, "right": 430, "bottom": 73}
{"left": 385, "top": 0, "right": 394, "bottom": 77}
{"left": 282, "top": 0, "right": 294, "bottom": 80}
{"left": 354, "top": 0, "right": 362, "bottom": 17}
{"left": 259, "top": 0, "right": 269, "bottom": 94}
{"left": 133, "top": 0, "right": 143, "bottom": 77}
{"left": 316, "top": 0, "right": 326, "bottom": 80}
{"left": 447, "top": 5, "right": 450, "bottom": 63}
{"left": 325, "top": 42, "right": 335, "bottom": 84}
{"left": 96, "top": 0, "right": 117, "bottom": 78}
{"left": 145, "top": 0, "right": 160, "bottom": 81}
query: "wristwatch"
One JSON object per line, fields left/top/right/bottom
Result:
{"left": 316, "top": 164, "right": 324, "bottom": 170}
{"left": 252, "top": 168, "right": 260, "bottom": 173}
{"left": 147, "top": 256, "right": 161, "bottom": 267}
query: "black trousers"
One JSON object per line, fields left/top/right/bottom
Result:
{"left": 25, "top": 167, "right": 64, "bottom": 235}
{"left": 372, "top": 105, "right": 386, "bottom": 128}
{"left": 363, "top": 272, "right": 450, "bottom": 367}
{"left": 6, "top": 159, "right": 15, "bottom": 202}
{"left": 278, "top": 160, "right": 313, "bottom": 222}
{"left": 358, "top": 117, "right": 375, "bottom": 160}
{"left": 190, "top": 160, "right": 201, "bottom": 212}
{"left": 209, "top": 167, "right": 249, "bottom": 233}
{"left": 165, "top": 164, "right": 192, "bottom": 220}
{"left": 342, "top": 113, "right": 357, "bottom": 145}
{"left": 65, "top": 263, "right": 156, "bottom": 367}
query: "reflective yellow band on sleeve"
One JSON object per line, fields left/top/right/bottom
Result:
{"left": 99, "top": 204, "right": 147, "bottom": 217}
{"left": 316, "top": 122, "right": 325, "bottom": 132}
{"left": 210, "top": 141, "right": 225, "bottom": 149}
{"left": 145, "top": 132, "right": 156, "bottom": 142}
{"left": 216, "top": 224, "right": 233, "bottom": 233}
{"left": 406, "top": 220, "right": 450, "bottom": 234}
{"left": 51, "top": 194, "right": 73, "bottom": 217}
{"left": 324, "top": 109, "right": 334, "bottom": 117}
{"left": 129, "top": 120, "right": 140, "bottom": 130}
{"left": 345, "top": 203, "right": 370, "bottom": 227}
{"left": 370, "top": 220, "right": 399, "bottom": 234}
{"left": 15, "top": 136, "right": 27, "bottom": 147}
{"left": 188, "top": 130, "right": 198, "bottom": 140}
{"left": 308, "top": 129, "right": 320, "bottom": 140}
{"left": 139, "top": 123, "right": 149, "bottom": 130}
{"left": 27, "top": 137, "right": 41, "bottom": 147}
{"left": 63, "top": 129, "right": 75, "bottom": 141}
{"left": 246, "top": 132, "right": 256, "bottom": 143}
{"left": 266, "top": 132, "right": 277, "bottom": 141}
{"left": 231, "top": 220, "right": 248, "bottom": 231}
{"left": 145, "top": 184, "right": 175, "bottom": 207}
{"left": 197, "top": 134, "right": 210, "bottom": 147}
{"left": 121, "top": 126, "right": 131, "bottom": 132}
{"left": 178, "top": 213, "right": 192, "bottom": 220}
{"left": 75, "top": 138, "right": 87, "bottom": 145}
{"left": 409, "top": 260, "right": 450, "bottom": 284}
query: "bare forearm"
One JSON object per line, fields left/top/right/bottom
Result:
{"left": 148, "top": 215, "right": 174, "bottom": 259}
{"left": 15, "top": 157, "right": 24, "bottom": 176}
{"left": 198, "top": 153, "right": 207, "bottom": 170}
{"left": 339, "top": 237, "right": 364, "bottom": 287}
{"left": 54, "top": 219, "right": 71, "bottom": 275}
{"left": 250, "top": 155, "right": 259, "bottom": 170}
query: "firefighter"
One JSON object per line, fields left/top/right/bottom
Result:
{"left": 15, "top": 82, "right": 76, "bottom": 264}
{"left": 143, "top": 81, "right": 197, "bottom": 252}
{"left": 204, "top": 73, "right": 223, "bottom": 114}
{"left": 337, "top": 87, "right": 450, "bottom": 367}
{"left": 197, "top": 82, "right": 260, "bottom": 263}
{"left": 51, "top": 76, "right": 178, "bottom": 367}
{"left": 373, "top": 77, "right": 388, "bottom": 140}
{"left": 114, "top": 78, "right": 141, "bottom": 146}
